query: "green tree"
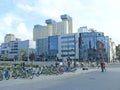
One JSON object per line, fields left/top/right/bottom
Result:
{"left": 29, "top": 53, "right": 35, "bottom": 61}
{"left": 116, "top": 44, "right": 120, "bottom": 60}
{"left": 29, "top": 53, "right": 35, "bottom": 65}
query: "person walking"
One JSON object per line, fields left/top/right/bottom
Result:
{"left": 100, "top": 61, "right": 106, "bottom": 72}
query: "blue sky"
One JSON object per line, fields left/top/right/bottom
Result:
{"left": 0, "top": 0, "right": 120, "bottom": 45}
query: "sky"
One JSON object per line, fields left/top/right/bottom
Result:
{"left": 0, "top": 0, "right": 120, "bottom": 45}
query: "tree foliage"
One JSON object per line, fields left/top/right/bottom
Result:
{"left": 116, "top": 44, "right": 120, "bottom": 60}
{"left": 29, "top": 53, "right": 35, "bottom": 61}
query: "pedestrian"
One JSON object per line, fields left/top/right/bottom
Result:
{"left": 67, "top": 60, "right": 71, "bottom": 68}
{"left": 55, "top": 62, "right": 59, "bottom": 68}
{"left": 67, "top": 57, "right": 71, "bottom": 68}
{"left": 73, "top": 61, "right": 77, "bottom": 68}
{"left": 100, "top": 61, "right": 106, "bottom": 72}
{"left": 81, "top": 61, "right": 84, "bottom": 67}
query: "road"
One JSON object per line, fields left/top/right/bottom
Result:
{"left": 0, "top": 64, "right": 120, "bottom": 90}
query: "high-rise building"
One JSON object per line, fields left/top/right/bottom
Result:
{"left": 4, "top": 34, "right": 16, "bottom": 43}
{"left": 33, "top": 14, "right": 73, "bottom": 41}
{"left": 4, "top": 34, "right": 21, "bottom": 43}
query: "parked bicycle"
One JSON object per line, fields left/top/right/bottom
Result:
{"left": 3, "top": 67, "right": 10, "bottom": 80}
{"left": 0, "top": 68, "right": 3, "bottom": 81}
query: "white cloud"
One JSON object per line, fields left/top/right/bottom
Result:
{"left": 17, "top": 3, "right": 33, "bottom": 12}
{"left": 0, "top": 33, "right": 5, "bottom": 43}
{"left": 1, "top": 0, "right": 120, "bottom": 45}
{"left": 0, "top": 13, "right": 24, "bottom": 43}
{"left": 16, "top": 23, "right": 32, "bottom": 40}
{"left": 15, "top": 0, "right": 120, "bottom": 45}
{"left": 0, "top": 12, "right": 32, "bottom": 42}
{"left": 3, "top": 15, "right": 13, "bottom": 26}
{"left": 2, "top": 13, "right": 23, "bottom": 26}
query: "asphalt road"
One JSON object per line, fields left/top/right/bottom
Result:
{"left": 0, "top": 64, "right": 120, "bottom": 90}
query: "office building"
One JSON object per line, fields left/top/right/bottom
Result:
{"left": 79, "top": 29, "right": 110, "bottom": 62}
{"left": 58, "top": 33, "right": 79, "bottom": 61}
{"left": 0, "top": 40, "right": 36, "bottom": 61}
{"left": 36, "top": 38, "right": 48, "bottom": 61}
{"left": 109, "top": 39, "right": 116, "bottom": 62}
{"left": 48, "top": 35, "right": 59, "bottom": 61}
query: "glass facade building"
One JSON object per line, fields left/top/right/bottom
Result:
{"left": 36, "top": 38, "right": 48, "bottom": 61}
{"left": 48, "top": 35, "right": 59, "bottom": 61}
{"left": 79, "top": 31, "right": 110, "bottom": 62}
{"left": 96, "top": 36, "right": 110, "bottom": 62}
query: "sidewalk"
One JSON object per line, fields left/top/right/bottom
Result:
{"left": 63, "top": 67, "right": 98, "bottom": 76}
{"left": 43, "top": 67, "right": 99, "bottom": 81}
{"left": 0, "top": 67, "right": 99, "bottom": 86}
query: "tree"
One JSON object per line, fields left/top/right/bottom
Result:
{"left": 116, "top": 44, "right": 120, "bottom": 61}
{"left": 19, "top": 49, "right": 27, "bottom": 61}
{"left": 29, "top": 53, "right": 35, "bottom": 66}
{"left": 40, "top": 53, "right": 47, "bottom": 61}
{"left": 29, "top": 53, "right": 35, "bottom": 61}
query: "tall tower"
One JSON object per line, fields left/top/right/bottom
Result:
{"left": 61, "top": 14, "right": 73, "bottom": 33}
{"left": 45, "top": 19, "right": 56, "bottom": 35}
